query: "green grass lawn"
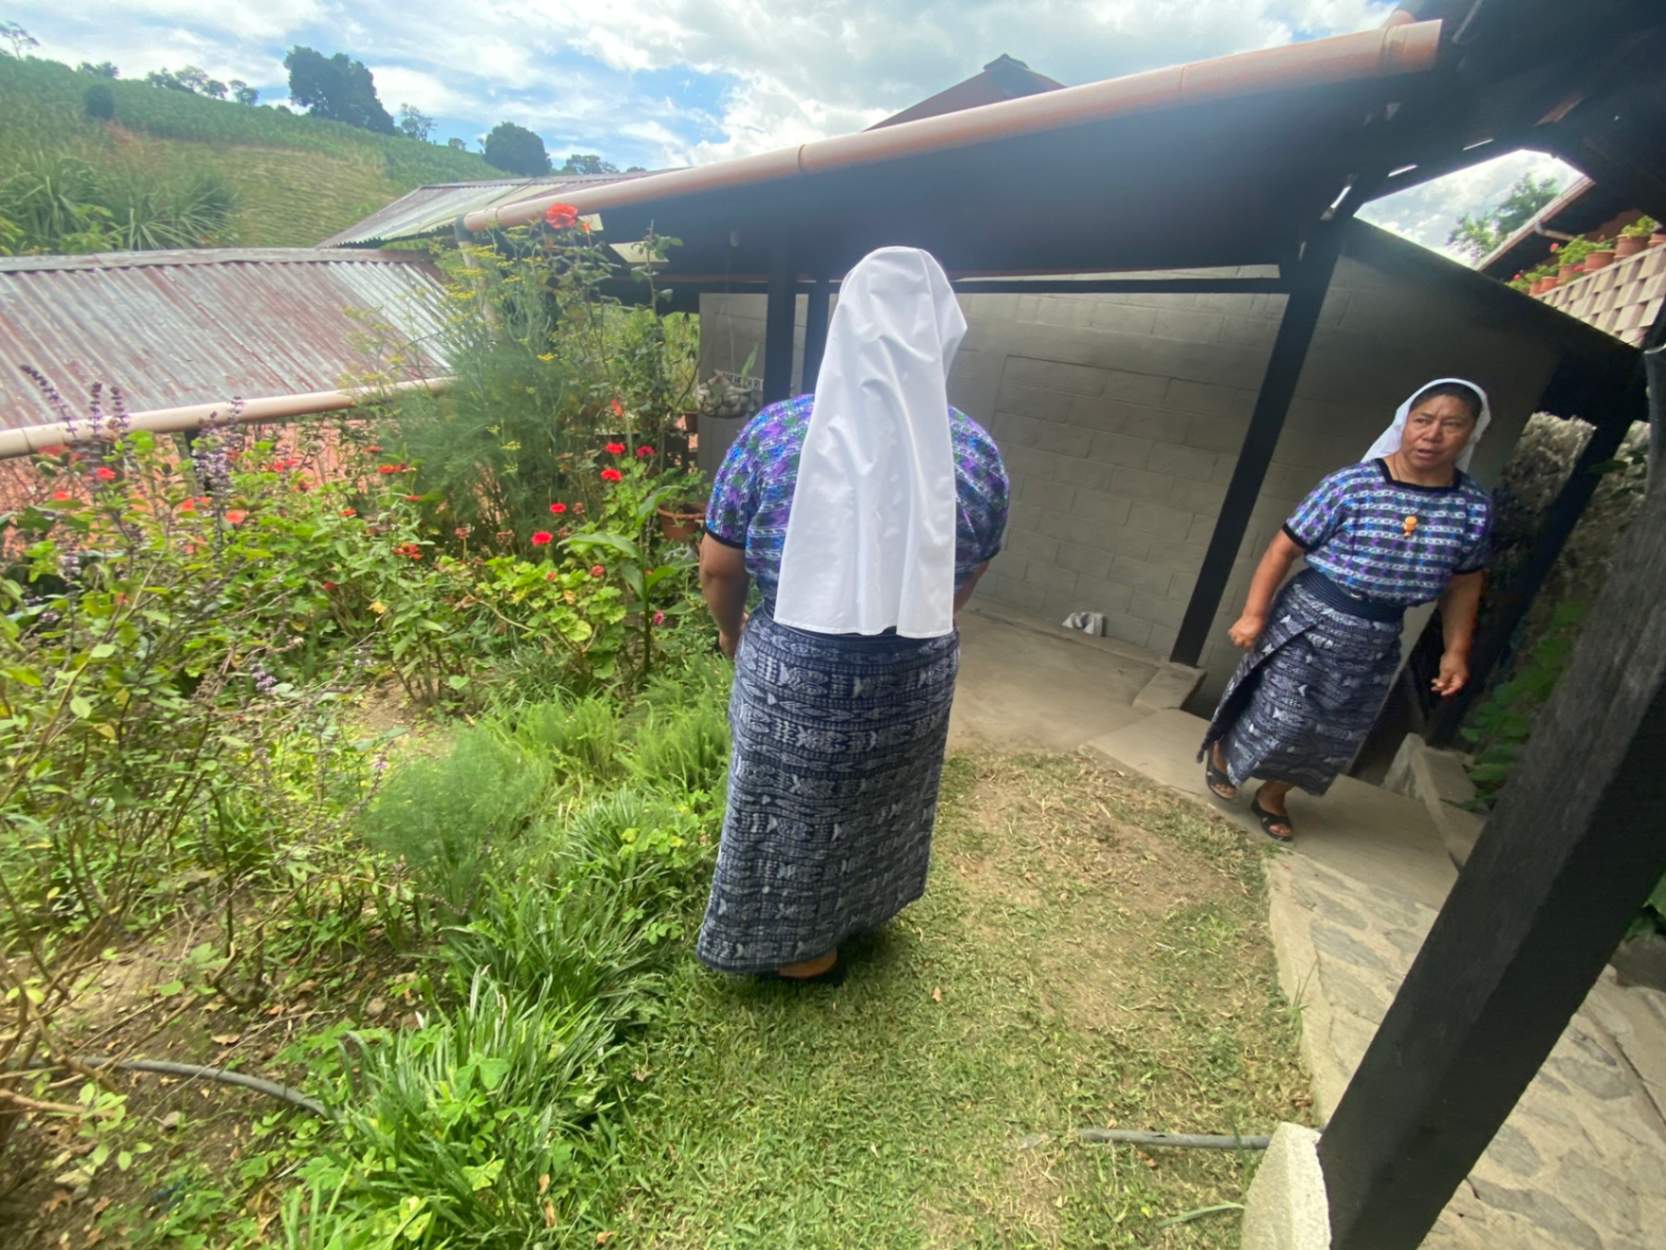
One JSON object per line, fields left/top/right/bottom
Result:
{"left": 586, "top": 752, "right": 1312, "bottom": 1248}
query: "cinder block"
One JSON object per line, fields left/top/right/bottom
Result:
{"left": 995, "top": 379, "right": 1077, "bottom": 422}
{"left": 1109, "top": 465, "right": 1179, "bottom": 506}
{"left": 1085, "top": 302, "right": 1160, "bottom": 335}
{"left": 1154, "top": 307, "right": 1225, "bottom": 343}
{"left": 1167, "top": 478, "right": 1226, "bottom": 516}
{"left": 1183, "top": 412, "right": 1250, "bottom": 453}
{"left": 1013, "top": 477, "right": 1075, "bottom": 512}
{"left": 1071, "top": 488, "right": 1133, "bottom": 526}
{"left": 1128, "top": 594, "right": 1187, "bottom": 628}
{"left": 1165, "top": 378, "right": 1255, "bottom": 418}
{"left": 1147, "top": 442, "right": 1220, "bottom": 483}
{"left": 1022, "top": 560, "right": 1078, "bottom": 596}
{"left": 1087, "top": 431, "right": 1154, "bottom": 468}
{"left": 1003, "top": 529, "right": 1059, "bottom": 564}
{"left": 1038, "top": 509, "right": 1082, "bottom": 541}
{"left": 1055, "top": 542, "right": 1116, "bottom": 581}
{"left": 1004, "top": 355, "right": 1107, "bottom": 397}
{"left": 1126, "top": 499, "right": 1198, "bottom": 535}
{"left": 1097, "top": 610, "right": 1155, "bottom": 650}
{"left": 1097, "top": 367, "right": 1172, "bottom": 406}
{"left": 1110, "top": 554, "right": 1175, "bottom": 595}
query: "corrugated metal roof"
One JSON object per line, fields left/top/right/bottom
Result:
{"left": 319, "top": 171, "right": 660, "bottom": 247}
{"left": 0, "top": 248, "right": 451, "bottom": 429}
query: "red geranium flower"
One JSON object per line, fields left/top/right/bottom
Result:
{"left": 341, "top": 507, "right": 357, "bottom": 518}
{"left": 636, "top": 445, "right": 654, "bottom": 459}
{"left": 404, "top": 494, "right": 423, "bottom": 502}
{"left": 393, "top": 543, "right": 423, "bottom": 561}
{"left": 52, "top": 490, "right": 74, "bottom": 502}
{"left": 610, "top": 398, "right": 625, "bottom": 418}
{"left": 530, "top": 531, "right": 554, "bottom": 546}
{"left": 545, "top": 569, "right": 559, "bottom": 582}
{"left": 365, "top": 444, "right": 383, "bottom": 454}
{"left": 322, "top": 580, "right": 338, "bottom": 591}
{"left": 39, "top": 446, "right": 66, "bottom": 457}
{"left": 549, "top": 501, "right": 567, "bottom": 515}
{"left": 179, "top": 498, "right": 196, "bottom": 513}
{"left": 225, "top": 509, "right": 248, "bottom": 525}
{"left": 546, "top": 203, "right": 580, "bottom": 229}
{"left": 600, "top": 467, "right": 623, "bottom": 483}
{"left": 590, "top": 564, "right": 606, "bottom": 578}
{"left": 94, "top": 466, "right": 118, "bottom": 482}
{"left": 605, "top": 441, "right": 626, "bottom": 455}
{"left": 376, "top": 463, "right": 408, "bottom": 476}
{"left": 652, "top": 610, "right": 666, "bottom": 626}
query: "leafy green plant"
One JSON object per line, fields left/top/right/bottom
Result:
{"left": 1622, "top": 214, "right": 1659, "bottom": 239}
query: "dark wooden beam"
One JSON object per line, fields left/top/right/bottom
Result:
{"left": 761, "top": 237, "right": 796, "bottom": 406}
{"left": 951, "top": 277, "right": 1285, "bottom": 296}
{"left": 801, "top": 277, "right": 831, "bottom": 395}
{"left": 1168, "top": 226, "right": 1344, "bottom": 666}
{"left": 1318, "top": 342, "right": 1666, "bottom": 1250}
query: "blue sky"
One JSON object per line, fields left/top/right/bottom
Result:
{"left": 10, "top": 0, "right": 1575, "bottom": 251}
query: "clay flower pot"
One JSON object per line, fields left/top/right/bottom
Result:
{"left": 657, "top": 505, "right": 705, "bottom": 542}
{"left": 1584, "top": 248, "right": 1616, "bottom": 272}
{"left": 1532, "top": 276, "right": 1556, "bottom": 294}
{"left": 1652, "top": 232, "right": 1666, "bottom": 249}
{"left": 1557, "top": 264, "right": 1581, "bottom": 283}
{"left": 1616, "top": 234, "right": 1647, "bottom": 259}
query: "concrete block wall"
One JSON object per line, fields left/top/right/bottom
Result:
{"left": 699, "top": 256, "right": 1562, "bottom": 701}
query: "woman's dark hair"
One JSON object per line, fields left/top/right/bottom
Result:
{"left": 1410, "top": 382, "right": 1483, "bottom": 421}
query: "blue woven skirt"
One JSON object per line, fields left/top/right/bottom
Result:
{"left": 1199, "top": 576, "right": 1402, "bottom": 796}
{"left": 696, "top": 609, "right": 960, "bottom": 973}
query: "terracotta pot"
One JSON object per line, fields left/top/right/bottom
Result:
{"left": 1616, "top": 234, "right": 1647, "bottom": 258}
{"left": 1584, "top": 249, "right": 1616, "bottom": 272}
{"left": 657, "top": 506, "right": 705, "bottom": 542}
{"left": 1557, "top": 264, "right": 1581, "bottom": 282}
{"left": 1652, "top": 233, "right": 1666, "bottom": 248}
{"left": 1531, "top": 276, "right": 1555, "bottom": 294}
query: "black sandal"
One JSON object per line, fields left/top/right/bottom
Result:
{"left": 762, "top": 956, "right": 846, "bottom": 987}
{"left": 1204, "top": 753, "right": 1237, "bottom": 801}
{"left": 1250, "top": 791, "right": 1294, "bottom": 842}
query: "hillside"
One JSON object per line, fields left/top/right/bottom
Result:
{"left": 0, "top": 57, "right": 502, "bottom": 248}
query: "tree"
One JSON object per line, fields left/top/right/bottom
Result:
{"left": 79, "top": 61, "right": 119, "bottom": 78}
{"left": 483, "top": 121, "right": 550, "bottom": 176}
{"left": 83, "top": 83, "right": 115, "bottom": 121}
{"left": 397, "top": 104, "right": 434, "bottom": 142}
{"left": 0, "top": 21, "right": 36, "bottom": 58}
{"left": 1447, "top": 173, "right": 1562, "bottom": 260}
{"left": 558, "top": 153, "right": 619, "bottom": 175}
{"left": 447, "top": 136, "right": 467, "bottom": 151}
{"left": 283, "top": 46, "right": 395, "bottom": 133}
{"left": 230, "top": 80, "right": 259, "bottom": 106}
{"left": 144, "top": 66, "right": 226, "bottom": 98}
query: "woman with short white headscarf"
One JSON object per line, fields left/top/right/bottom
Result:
{"left": 1200, "top": 379, "right": 1494, "bottom": 841}
{"left": 696, "top": 247, "right": 1009, "bottom": 981}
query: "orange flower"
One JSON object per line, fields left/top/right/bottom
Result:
{"left": 610, "top": 398, "right": 625, "bottom": 418}
{"left": 225, "top": 509, "right": 248, "bottom": 525}
{"left": 545, "top": 203, "right": 580, "bottom": 230}
{"left": 341, "top": 507, "right": 357, "bottom": 518}
{"left": 180, "top": 499, "right": 197, "bottom": 513}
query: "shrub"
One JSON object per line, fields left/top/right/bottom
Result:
{"left": 82, "top": 83, "right": 114, "bottom": 120}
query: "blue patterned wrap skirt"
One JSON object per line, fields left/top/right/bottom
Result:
{"left": 696, "top": 608, "right": 960, "bottom": 973}
{"left": 1200, "top": 573, "right": 1403, "bottom": 796}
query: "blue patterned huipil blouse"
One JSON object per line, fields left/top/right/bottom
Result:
{"left": 1283, "top": 459, "right": 1493, "bottom": 606}
{"left": 704, "top": 396, "right": 1010, "bottom": 606}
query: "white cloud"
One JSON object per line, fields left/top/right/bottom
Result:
{"left": 1362, "top": 150, "right": 1581, "bottom": 258}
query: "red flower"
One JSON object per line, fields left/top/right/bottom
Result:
{"left": 404, "top": 494, "right": 423, "bottom": 502}
{"left": 179, "top": 498, "right": 196, "bottom": 513}
{"left": 600, "top": 467, "right": 623, "bottom": 483}
{"left": 610, "top": 398, "right": 625, "bottom": 418}
{"left": 376, "top": 463, "right": 408, "bottom": 476}
{"left": 392, "top": 543, "right": 423, "bottom": 561}
{"left": 605, "top": 442, "right": 626, "bottom": 456}
{"left": 365, "top": 444, "right": 383, "bottom": 454}
{"left": 549, "top": 501, "right": 568, "bottom": 515}
{"left": 1549, "top": 242, "right": 1560, "bottom": 253}
{"left": 39, "top": 445, "right": 66, "bottom": 457}
{"left": 341, "top": 507, "right": 357, "bottom": 518}
{"left": 652, "top": 610, "right": 666, "bottom": 626}
{"left": 590, "top": 564, "right": 606, "bottom": 579}
{"left": 530, "top": 531, "right": 554, "bottom": 546}
{"left": 51, "top": 490, "right": 74, "bottom": 502}
{"left": 225, "top": 509, "right": 248, "bottom": 525}
{"left": 636, "top": 445, "right": 654, "bottom": 459}
{"left": 322, "top": 580, "right": 338, "bottom": 591}
{"left": 545, "top": 569, "right": 559, "bottom": 582}
{"left": 94, "top": 466, "right": 118, "bottom": 482}
{"left": 545, "top": 203, "right": 580, "bottom": 230}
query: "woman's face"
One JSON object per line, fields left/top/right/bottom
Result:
{"left": 1399, "top": 393, "right": 1478, "bottom": 473}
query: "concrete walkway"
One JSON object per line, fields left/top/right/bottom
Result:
{"left": 1088, "top": 708, "right": 1666, "bottom": 1250}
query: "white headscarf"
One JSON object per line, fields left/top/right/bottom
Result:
{"left": 1362, "top": 378, "right": 1492, "bottom": 472}
{"left": 773, "top": 247, "right": 967, "bottom": 639}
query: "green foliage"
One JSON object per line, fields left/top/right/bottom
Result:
{"left": 1463, "top": 600, "right": 1586, "bottom": 803}
{"left": 0, "top": 55, "right": 499, "bottom": 249}
{"left": 558, "top": 153, "right": 619, "bottom": 175}
{"left": 284, "top": 46, "right": 394, "bottom": 134}
{"left": 82, "top": 82, "right": 114, "bottom": 121}
{"left": 1622, "top": 214, "right": 1659, "bottom": 239}
{"left": 395, "top": 103, "right": 432, "bottom": 141}
{"left": 1446, "top": 172, "right": 1562, "bottom": 259}
{"left": 482, "top": 120, "right": 551, "bottom": 175}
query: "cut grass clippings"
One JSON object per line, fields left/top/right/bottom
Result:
{"left": 585, "top": 751, "right": 1312, "bottom": 1248}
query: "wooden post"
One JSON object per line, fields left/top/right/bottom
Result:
{"left": 801, "top": 276, "right": 832, "bottom": 395}
{"left": 1317, "top": 343, "right": 1666, "bottom": 1250}
{"left": 1170, "top": 227, "right": 1342, "bottom": 665}
{"left": 761, "top": 238, "right": 796, "bottom": 406}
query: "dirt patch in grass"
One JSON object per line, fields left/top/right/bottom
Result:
{"left": 586, "top": 747, "right": 1312, "bottom": 1249}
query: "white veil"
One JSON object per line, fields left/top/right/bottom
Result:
{"left": 772, "top": 247, "right": 967, "bottom": 639}
{"left": 1363, "top": 378, "right": 1492, "bottom": 471}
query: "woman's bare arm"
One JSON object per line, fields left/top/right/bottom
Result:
{"left": 1228, "top": 531, "right": 1304, "bottom": 648}
{"left": 699, "top": 538, "right": 750, "bottom": 658}
{"left": 1433, "top": 570, "right": 1484, "bottom": 695}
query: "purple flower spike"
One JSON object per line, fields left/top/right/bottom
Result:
{"left": 21, "top": 366, "right": 75, "bottom": 435}
{"left": 109, "top": 385, "right": 131, "bottom": 437}
{"left": 87, "top": 382, "right": 104, "bottom": 438}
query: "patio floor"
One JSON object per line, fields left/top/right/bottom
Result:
{"left": 1087, "top": 708, "right": 1666, "bottom": 1250}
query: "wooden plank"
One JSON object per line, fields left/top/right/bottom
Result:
{"left": 1168, "top": 228, "right": 1342, "bottom": 665}
{"left": 1318, "top": 342, "right": 1666, "bottom": 1250}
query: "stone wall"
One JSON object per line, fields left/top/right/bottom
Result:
{"left": 700, "top": 253, "right": 1566, "bottom": 701}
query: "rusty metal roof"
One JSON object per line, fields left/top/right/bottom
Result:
{"left": 0, "top": 248, "right": 451, "bottom": 429}
{"left": 319, "top": 171, "right": 660, "bottom": 248}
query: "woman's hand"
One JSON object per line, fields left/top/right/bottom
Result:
{"left": 1228, "top": 614, "right": 1267, "bottom": 650}
{"left": 718, "top": 611, "right": 750, "bottom": 661}
{"left": 1432, "top": 651, "right": 1469, "bottom": 697}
